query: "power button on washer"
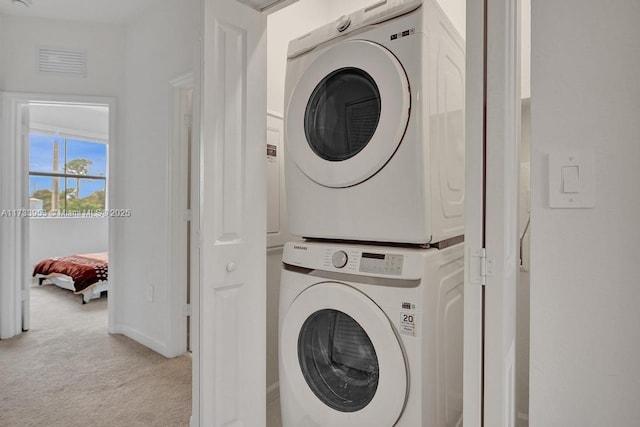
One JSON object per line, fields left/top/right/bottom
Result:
{"left": 332, "top": 251, "right": 348, "bottom": 269}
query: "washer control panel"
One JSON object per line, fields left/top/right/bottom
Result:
{"left": 322, "top": 248, "right": 403, "bottom": 275}
{"left": 359, "top": 252, "right": 404, "bottom": 275}
{"left": 284, "top": 242, "right": 430, "bottom": 280}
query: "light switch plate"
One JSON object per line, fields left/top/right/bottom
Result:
{"left": 549, "top": 149, "right": 596, "bottom": 208}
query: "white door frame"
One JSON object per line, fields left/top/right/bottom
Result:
{"left": 464, "top": 0, "right": 521, "bottom": 425}
{"left": 0, "top": 93, "right": 29, "bottom": 339}
{"left": 482, "top": 0, "right": 521, "bottom": 422}
{"left": 167, "top": 73, "right": 195, "bottom": 358}
{"left": 0, "top": 92, "right": 117, "bottom": 338}
{"left": 463, "top": 0, "right": 486, "bottom": 421}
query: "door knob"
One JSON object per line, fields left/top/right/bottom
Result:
{"left": 226, "top": 262, "right": 236, "bottom": 272}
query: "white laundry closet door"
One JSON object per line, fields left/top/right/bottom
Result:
{"left": 197, "top": 0, "right": 268, "bottom": 425}
{"left": 464, "top": 0, "right": 520, "bottom": 425}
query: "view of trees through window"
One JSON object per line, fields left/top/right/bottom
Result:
{"left": 29, "top": 133, "right": 107, "bottom": 214}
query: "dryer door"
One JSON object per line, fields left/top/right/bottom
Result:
{"left": 286, "top": 40, "right": 410, "bottom": 188}
{"left": 280, "top": 282, "right": 407, "bottom": 425}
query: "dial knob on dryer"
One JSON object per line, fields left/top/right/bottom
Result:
{"left": 332, "top": 250, "right": 348, "bottom": 268}
{"left": 336, "top": 15, "right": 351, "bottom": 32}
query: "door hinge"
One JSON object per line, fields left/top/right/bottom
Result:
{"left": 183, "top": 209, "right": 192, "bottom": 222}
{"left": 183, "top": 304, "right": 192, "bottom": 316}
{"left": 469, "top": 248, "right": 494, "bottom": 286}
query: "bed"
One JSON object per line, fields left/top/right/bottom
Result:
{"left": 32, "top": 252, "right": 109, "bottom": 304}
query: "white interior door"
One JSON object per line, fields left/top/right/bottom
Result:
{"left": 464, "top": 0, "right": 520, "bottom": 425}
{"left": 195, "top": 0, "right": 268, "bottom": 425}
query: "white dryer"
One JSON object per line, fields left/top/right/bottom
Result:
{"left": 279, "top": 241, "right": 464, "bottom": 426}
{"left": 284, "top": 0, "right": 465, "bottom": 245}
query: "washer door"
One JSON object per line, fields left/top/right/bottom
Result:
{"left": 286, "top": 40, "right": 410, "bottom": 188}
{"left": 280, "top": 282, "right": 407, "bottom": 425}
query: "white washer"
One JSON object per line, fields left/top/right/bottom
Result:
{"left": 284, "top": 0, "right": 465, "bottom": 245}
{"left": 279, "top": 241, "right": 464, "bottom": 426}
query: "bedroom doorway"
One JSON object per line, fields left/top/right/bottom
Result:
{"left": 29, "top": 102, "right": 111, "bottom": 306}
{"left": 0, "top": 92, "right": 116, "bottom": 338}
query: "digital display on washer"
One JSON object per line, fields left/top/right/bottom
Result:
{"left": 361, "top": 252, "right": 385, "bottom": 260}
{"left": 359, "top": 253, "right": 403, "bottom": 275}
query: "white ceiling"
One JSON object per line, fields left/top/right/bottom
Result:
{"left": 0, "top": 0, "right": 163, "bottom": 24}
{"left": 29, "top": 103, "right": 110, "bottom": 140}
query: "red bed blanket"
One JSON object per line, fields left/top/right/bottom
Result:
{"left": 33, "top": 252, "right": 108, "bottom": 293}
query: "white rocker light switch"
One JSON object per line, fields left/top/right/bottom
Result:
{"left": 561, "top": 165, "right": 580, "bottom": 193}
{"left": 549, "top": 150, "right": 595, "bottom": 208}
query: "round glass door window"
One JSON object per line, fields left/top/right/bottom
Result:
{"left": 304, "top": 68, "right": 381, "bottom": 162}
{"left": 297, "top": 309, "right": 379, "bottom": 412}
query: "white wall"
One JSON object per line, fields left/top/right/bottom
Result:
{"left": 29, "top": 104, "right": 109, "bottom": 142}
{"left": 266, "top": 113, "right": 292, "bottom": 248}
{"left": 530, "top": 1, "right": 640, "bottom": 425}
{"left": 29, "top": 218, "right": 108, "bottom": 268}
{"left": 0, "top": 15, "right": 125, "bottom": 96}
{"left": 111, "top": 0, "right": 196, "bottom": 356}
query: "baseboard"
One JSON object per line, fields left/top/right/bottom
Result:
{"left": 112, "top": 323, "right": 170, "bottom": 357}
{"left": 267, "top": 382, "right": 280, "bottom": 406}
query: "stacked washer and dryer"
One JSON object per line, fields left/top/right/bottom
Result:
{"left": 278, "top": 0, "right": 465, "bottom": 426}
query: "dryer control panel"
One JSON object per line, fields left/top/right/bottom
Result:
{"left": 287, "top": 0, "right": 422, "bottom": 59}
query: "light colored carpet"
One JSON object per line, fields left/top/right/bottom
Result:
{"left": 0, "top": 282, "right": 192, "bottom": 427}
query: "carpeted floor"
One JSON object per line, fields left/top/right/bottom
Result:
{"left": 0, "top": 282, "right": 192, "bottom": 427}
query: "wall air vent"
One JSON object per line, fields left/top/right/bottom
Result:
{"left": 37, "top": 47, "right": 87, "bottom": 77}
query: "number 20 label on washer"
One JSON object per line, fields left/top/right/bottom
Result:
{"left": 400, "top": 312, "right": 416, "bottom": 336}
